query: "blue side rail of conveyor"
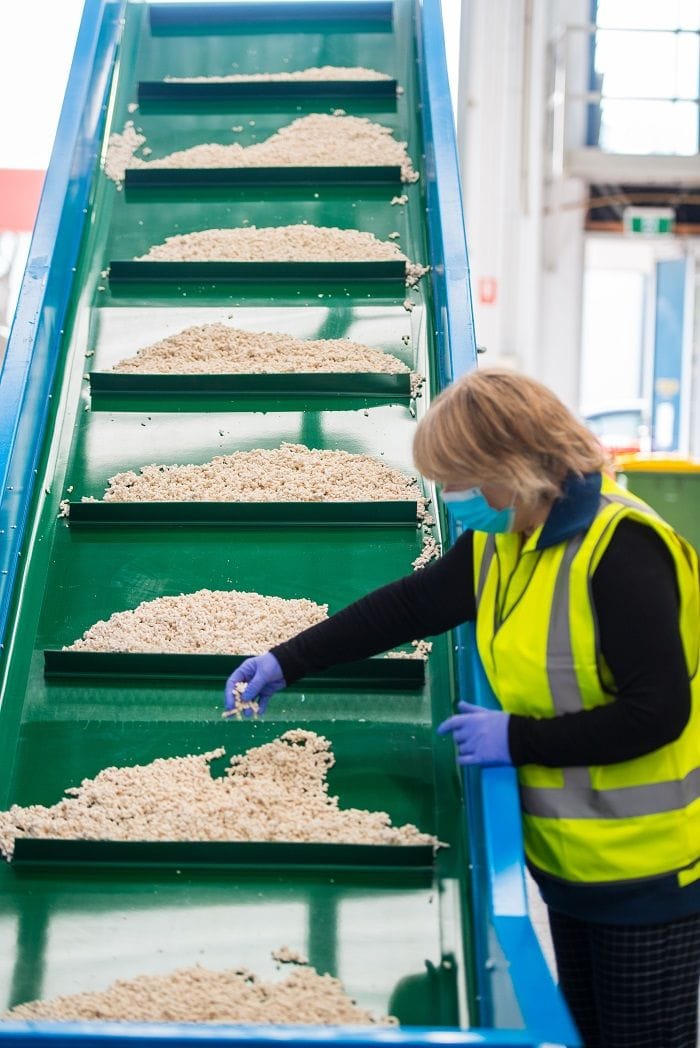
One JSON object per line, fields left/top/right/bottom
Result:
{"left": 0, "top": 0, "right": 124, "bottom": 656}
{"left": 0, "top": 0, "right": 579, "bottom": 1044}
{"left": 418, "top": 4, "right": 578, "bottom": 1043}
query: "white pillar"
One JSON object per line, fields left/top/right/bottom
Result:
{"left": 456, "top": 0, "right": 591, "bottom": 410}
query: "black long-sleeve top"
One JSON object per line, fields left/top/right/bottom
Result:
{"left": 272, "top": 520, "right": 691, "bottom": 769}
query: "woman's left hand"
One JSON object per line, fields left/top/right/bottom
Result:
{"left": 437, "top": 701, "right": 512, "bottom": 766}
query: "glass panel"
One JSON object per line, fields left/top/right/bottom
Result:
{"left": 597, "top": 0, "right": 700, "bottom": 30}
{"left": 595, "top": 30, "right": 698, "bottom": 99}
{"left": 677, "top": 31, "right": 700, "bottom": 97}
{"left": 677, "top": 0, "right": 700, "bottom": 30}
{"left": 586, "top": 411, "right": 643, "bottom": 439}
{"left": 598, "top": 100, "right": 698, "bottom": 154}
{"left": 591, "top": 7, "right": 700, "bottom": 156}
{"left": 580, "top": 269, "right": 646, "bottom": 410}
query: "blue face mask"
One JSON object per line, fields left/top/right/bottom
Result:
{"left": 441, "top": 487, "right": 516, "bottom": 533}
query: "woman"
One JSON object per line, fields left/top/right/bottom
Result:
{"left": 226, "top": 368, "right": 700, "bottom": 1048}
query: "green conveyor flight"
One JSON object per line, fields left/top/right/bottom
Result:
{"left": 0, "top": 2, "right": 578, "bottom": 1045}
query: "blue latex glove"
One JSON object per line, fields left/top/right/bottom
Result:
{"left": 224, "top": 652, "right": 286, "bottom": 717}
{"left": 437, "top": 701, "right": 512, "bottom": 766}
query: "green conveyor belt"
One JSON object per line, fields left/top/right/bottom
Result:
{"left": 0, "top": 1, "right": 473, "bottom": 1030}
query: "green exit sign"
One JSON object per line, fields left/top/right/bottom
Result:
{"left": 623, "top": 207, "right": 675, "bottom": 236}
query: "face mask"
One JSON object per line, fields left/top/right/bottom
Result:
{"left": 441, "top": 487, "right": 516, "bottom": 533}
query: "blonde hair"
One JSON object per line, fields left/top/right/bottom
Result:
{"left": 413, "top": 368, "right": 608, "bottom": 506}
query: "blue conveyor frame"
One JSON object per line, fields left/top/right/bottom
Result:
{"left": 0, "top": 1, "right": 579, "bottom": 1044}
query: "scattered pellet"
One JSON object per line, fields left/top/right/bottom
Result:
{"left": 1, "top": 960, "right": 396, "bottom": 1025}
{"left": 410, "top": 373, "right": 426, "bottom": 398}
{"left": 103, "top": 121, "right": 145, "bottom": 183}
{"left": 385, "top": 640, "right": 433, "bottom": 660}
{"left": 64, "top": 589, "right": 328, "bottom": 655}
{"left": 272, "top": 947, "right": 309, "bottom": 966}
{"left": 391, "top": 194, "right": 409, "bottom": 205}
{"left": 0, "top": 729, "right": 437, "bottom": 860}
{"left": 111, "top": 324, "right": 412, "bottom": 377}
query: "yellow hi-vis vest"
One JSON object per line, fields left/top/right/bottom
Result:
{"left": 472, "top": 474, "right": 700, "bottom": 887}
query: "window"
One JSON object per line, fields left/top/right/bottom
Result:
{"left": 589, "top": 0, "right": 700, "bottom": 154}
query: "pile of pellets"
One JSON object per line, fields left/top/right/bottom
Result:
{"left": 165, "top": 65, "right": 394, "bottom": 83}
{"left": 0, "top": 729, "right": 437, "bottom": 861}
{"left": 64, "top": 589, "right": 327, "bottom": 654}
{"left": 106, "top": 114, "right": 418, "bottom": 184}
{"left": 95, "top": 444, "right": 423, "bottom": 508}
{"left": 2, "top": 959, "right": 396, "bottom": 1025}
{"left": 134, "top": 225, "right": 429, "bottom": 288}
{"left": 110, "top": 323, "right": 411, "bottom": 378}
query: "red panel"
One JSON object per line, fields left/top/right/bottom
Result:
{"left": 0, "top": 169, "right": 45, "bottom": 232}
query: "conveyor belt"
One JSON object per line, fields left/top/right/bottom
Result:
{"left": 0, "top": 2, "right": 578, "bottom": 1045}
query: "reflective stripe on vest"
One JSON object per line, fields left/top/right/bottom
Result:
{"left": 475, "top": 534, "right": 495, "bottom": 605}
{"left": 547, "top": 531, "right": 586, "bottom": 715}
{"left": 521, "top": 766, "right": 700, "bottom": 820}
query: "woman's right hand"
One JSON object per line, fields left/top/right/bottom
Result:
{"left": 224, "top": 652, "right": 286, "bottom": 716}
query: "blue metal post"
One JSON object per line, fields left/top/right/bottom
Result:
{"left": 651, "top": 257, "right": 688, "bottom": 453}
